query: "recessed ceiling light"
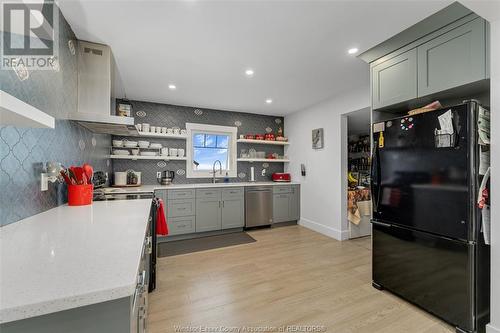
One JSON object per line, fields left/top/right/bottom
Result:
{"left": 348, "top": 48, "right": 359, "bottom": 55}
{"left": 168, "top": 84, "right": 176, "bottom": 90}
{"left": 265, "top": 98, "right": 273, "bottom": 104}
{"left": 245, "top": 69, "right": 254, "bottom": 77}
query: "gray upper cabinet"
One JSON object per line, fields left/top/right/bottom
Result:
{"left": 195, "top": 198, "right": 221, "bottom": 232}
{"left": 371, "top": 49, "right": 417, "bottom": 109}
{"left": 417, "top": 18, "right": 487, "bottom": 96}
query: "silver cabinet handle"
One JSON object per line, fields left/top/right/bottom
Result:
{"left": 219, "top": 201, "right": 221, "bottom": 208}
{"left": 222, "top": 201, "right": 225, "bottom": 208}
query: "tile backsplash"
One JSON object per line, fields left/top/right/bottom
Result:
{"left": 0, "top": 6, "right": 111, "bottom": 226}
{"left": 112, "top": 101, "right": 286, "bottom": 184}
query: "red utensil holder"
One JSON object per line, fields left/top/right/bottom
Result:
{"left": 68, "top": 184, "right": 93, "bottom": 206}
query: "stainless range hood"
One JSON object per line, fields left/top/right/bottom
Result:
{"left": 69, "top": 41, "right": 137, "bottom": 136}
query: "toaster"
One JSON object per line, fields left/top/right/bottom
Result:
{"left": 272, "top": 173, "right": 291, "bottom": 182}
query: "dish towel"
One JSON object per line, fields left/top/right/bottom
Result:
{"left": 156, "top": 199, "right": 169, "bottom": 236}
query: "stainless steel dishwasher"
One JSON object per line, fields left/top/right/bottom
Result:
{"left": 245, "top": 186, "right": 273, "bottom": 227}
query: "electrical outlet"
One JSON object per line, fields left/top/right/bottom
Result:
{"left": 40, "top": 173, "right": 48, "bottom": 191}
{"left": 156, "top": 172, "right": 162, "bottom": 178}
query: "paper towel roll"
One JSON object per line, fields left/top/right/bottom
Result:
{"left": 250, "top": 167, "right": 255, "bottom": 182}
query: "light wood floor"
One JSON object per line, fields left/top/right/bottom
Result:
{"left": 148, "top": 225, "right": 453, "bottom": 333}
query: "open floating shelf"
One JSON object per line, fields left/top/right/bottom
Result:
{"left": 130, "top": 131, "right": 187, "bottom": 140}
{"left": 237, "top": 158, "right": 290, "bottom": 163}
{"left": 0, "top": 90, "right": 55, "bottom": 128}
{"left": 109, "top": 155, "right": 187, "bottom": 161}
{"left": 237, "top": 139, "right": 289, "bottom": 145}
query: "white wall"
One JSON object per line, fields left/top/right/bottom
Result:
{"left": 487, "top": 17, "right": 500, "bottom": 333}
{"left": 284, "top": 87, "right": 370, "bottom": 240}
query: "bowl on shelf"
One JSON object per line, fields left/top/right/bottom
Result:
{"left": 140, "top": 151, "right": 157, "bottom": 156}
{"left": 113, "top": 149, "right": 130, "bottom": 156}
{"left": 123, "top": 140, "right": 138, "bottom": 148}
{"left": 255, "top": 134, "right": 265, "bottom": 140}
{"left": 149, "top": 143, "right": 162, "bottom": 149}
{"left": 112, "top": 140, "right": 123, "bottom": 147}
{"left": 138, "top": 141, "right": 150, "bottom": 148}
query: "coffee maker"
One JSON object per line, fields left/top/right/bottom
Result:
{"left": 157, "top": 170, "right": 175, "bottom": 185}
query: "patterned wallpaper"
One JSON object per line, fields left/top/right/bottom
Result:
{"left": 112, "top": 101, "right": 286, "bottom": 184}
{"left": 0, "top": 6, "right": 111, "bottom": 226}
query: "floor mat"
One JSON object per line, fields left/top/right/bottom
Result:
{"left": 158, "top": 232, "right": 256, "bottom": 257}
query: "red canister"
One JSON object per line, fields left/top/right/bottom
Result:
{"left": 68, "top": 184, "right": 93, "bottom": 206}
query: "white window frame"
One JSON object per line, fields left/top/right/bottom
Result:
{"left": 186, "top": 123, "right": 238, "bottom": 179}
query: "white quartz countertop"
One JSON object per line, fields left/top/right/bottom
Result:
{"left": 0, "top": 199, "right": 152, "bottom": 323}
{"left": 104, "top": 181, "right": 301, "bottom": 194}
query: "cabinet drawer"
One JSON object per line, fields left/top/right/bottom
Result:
{"left": 167, "top": 199, "right": 195, "bottom": 217}
{"left": 196, "top": 188, "right": 221, "bottom": 199}
{"left": 273, "top": 186, "right": 292, "bottom": 194}
{"left": 222, "top": 187, "right": 244, "bottom": 199}
{"left": 168, "top": 189, "right": 195, "bottom": 199}
{"left": 168, "top": 216, "right": 196, "bottom": 235}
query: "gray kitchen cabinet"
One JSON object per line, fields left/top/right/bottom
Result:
{"left": 221, "top": 197, "right": 245, "bottom": 229}
{"left": 168, "top": 216, "right": 196, "bottom": 235}
{"left": 371, "top": 49, "right": 417, "bottom": 109}
{"left": 289, "top": 185, "right": 300, "bottom": 221}
{"left": 417, "top": 17, "right": 487, "bottom": 96}
{"left": 154, "top": 190, "right": 168, "bottom": 220}
{"left": 273, "top": 185, "right": 300, "bottom": 223}
{"left": 195, "top": 197, "right": 222, "bottom": 232}
{"left": 273, "top": 193, "right": 291, "bottom": 223}
{"left": 167, "top": 198, "right": 195, "bottom": 218}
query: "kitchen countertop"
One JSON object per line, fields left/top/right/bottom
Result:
{"left": 103, "top": 181, "right": 301, "bottom": 194}
{"left": 0, "top": 199, "right": 152, "bottom": 324}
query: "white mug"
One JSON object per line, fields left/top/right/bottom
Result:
{"left": 142, "top": 123, "right": 150, "bottom": 132}
{"left": 136, "top": 124, "right": 142, "bottom": 132}
{"left": 156, "top": 127, "right": 161, "bottom": 133}
{"left": 161, "top": 127, "right": 167, "bottom": 134}
{"left": 167, "top": 128, "right": 173, "bottom": 135}
{"left": 177, "top": 148, "right": 185, "bottom": 157}
{"left": 180, "top": 129, "right": 187, "bottom": 135}
{"left": 173, "top": 128, "right": 180, "bottom": 135}
{"left": 150, "top": 126, "right": 156, "bottom": 133}
{"left": 169, "top": 148, "right": 178, "bottom": 157}
{"left": 161, "top": 147, "right": 169, "bottom": 156}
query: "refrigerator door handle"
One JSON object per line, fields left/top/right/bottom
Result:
{"left": 371, "top": 220, "right": 391, "bottom": 227}
{"left": 371, "top": 140, "right": 381, "bottom": 212}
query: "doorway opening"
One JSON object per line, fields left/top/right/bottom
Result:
{"left": 346, "top": 108, "right": 371, "bottom": 239}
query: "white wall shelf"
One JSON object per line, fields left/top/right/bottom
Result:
{"left": 0, "top": 90, "right": 55, "bottom": 128}
{"left": 110, "top": 155, "right": 187, "bottom": 161}
{"left": 130, "top": 131, "right": 187, "bottom": 140}
{"left": 237, "top": 158, "right": 290, "bottom": 163}
{"left": 237, "top": 139, "right": 289, "bottom": 145}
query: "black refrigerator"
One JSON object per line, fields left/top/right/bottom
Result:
{"left": 371, "top": 101, "right": 490, "bottom": 333}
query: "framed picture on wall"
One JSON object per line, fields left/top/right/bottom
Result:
{"left": 312, "top": 128, "right": 324, "bottom": 149}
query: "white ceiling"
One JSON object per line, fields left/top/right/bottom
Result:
{"left": 58, "top": 0, "right": 452, "bottom": 116}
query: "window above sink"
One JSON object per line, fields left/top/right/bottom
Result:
{"left": 186, "top": 123, "right": 237, "bottom": 179}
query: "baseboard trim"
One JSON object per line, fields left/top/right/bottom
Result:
{"left": 298, "top": 218, "right": 349, "bottom": 241}
{"left": 487, "top": 323, "right": 500, "bottom": 333}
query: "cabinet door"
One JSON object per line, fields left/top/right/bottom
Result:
{"left": 273, "top": 193, "right": 291, "bottom": 223}
{"left": 417, "top": 18, "right": 486, "bottom": 96}
{"left": 289, "top": 186, "right": 300, "bottom": 221}
{"left": 195, "top": 198, "right": 222, "bottom": 232}
{"left": 371, "top": 49, "right": 417, "bottom": 109}
{"left": 221, "top": 198, "right": 245, "bottom": 229}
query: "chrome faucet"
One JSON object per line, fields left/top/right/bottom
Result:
{"left": 212, "top": 160, "right": 223, "bottom": 183}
